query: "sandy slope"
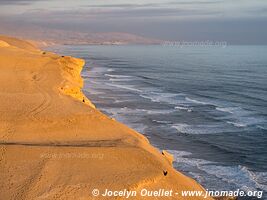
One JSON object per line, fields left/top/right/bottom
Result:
{"left": 0, "top": 36, "right": 214, "bottom": 200}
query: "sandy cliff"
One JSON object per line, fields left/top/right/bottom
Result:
{"left": 0, "top": 35, "right": 213, "bottom": 200}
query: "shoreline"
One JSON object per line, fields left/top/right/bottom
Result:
{"left": 0, "top": 35, "right": 214, "bottom": 199}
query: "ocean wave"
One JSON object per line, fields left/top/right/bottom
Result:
{"left": 140, "top": 92, "right": 184, "bottom": 104}
{"left": 216, "top": 107, "right": 236, "bottom": 114}
{"left": 200, "top": 165, "right": 267, "bottom": 193}
{"left": 140, "top": 92, "right": 216, "bottom": 110}
{"left": 168, "top": 150, "right": 267, "bottom": 193}
{"left": 172, "top": 123, "right": 226, "bottom": 134}
{"left": 102, "top": 107, "right": 145, "bottom": 115}
{"left": 185, "top": 97, "right": 209, "bottom": 105}
{"left": 102, "top": 107, "right": 173, "bottom": 117}
{"left": 104, "top": 74, "right": 132, "bottom": 78}
{"left": 215, "top": 106, "right": 266, "bottom": 128}
{"left": 85, "top": 80, "right": 99, "bottom": 84}
{"left": 175, "top": 106, "right": 192, "bottom": 112}
{"left": 215, "top": 106, "right": 249, "bottom": 116}
{"left": 109, "top": 78, "right": 134, "bottom": 82}
{"left": 172, "top": 123, "right": 191, "bottom": 134}
{"left": 152, "top": 120, "right": 172, "bottom": 124}
{"left": 225, "top": 116, "right": 266, "bottom": 128}
{"left": 147, "top": 110, "right": 174, "bottom": 115}
{"left": 114, "top": 99, "right": 134, "bottom": 103}
{"left": 257, "top": 125, "right": 267, "bottom": 130}
{"left": 227, "top": 121, "right": 247, "bottom": 127}
{"left": 105, "top": 83, "right": 142, "bottom": 92}
{"left": 89, "top": 66, "right": 109, "bottom": 73}
{"left": 85, "top": 88, "right": 104, "bottom": 95}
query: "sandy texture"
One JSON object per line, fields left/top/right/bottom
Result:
{"left": 0, "top": 36, "right": 214, "bottom": 200}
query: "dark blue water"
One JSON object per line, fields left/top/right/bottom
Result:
{"left": 50, "top": 45, "right": 267, "bottom": 199}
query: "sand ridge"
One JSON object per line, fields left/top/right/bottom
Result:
{"left": 0, "top": 40, "right": 10, "bottom": 47}
{"left": 0, "top": 35, "right": 214, "bottom": 200}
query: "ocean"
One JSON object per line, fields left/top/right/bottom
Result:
{"left": 49, "top": 45, "right": 267, "bottom": 199}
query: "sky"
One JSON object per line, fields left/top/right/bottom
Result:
{"left": 0, "top": 0, "right": 267, "bottom": 44}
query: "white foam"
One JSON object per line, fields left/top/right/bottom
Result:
{"left": 102, "top": 107, "right": 145, "bottom": 115}
{"left": 109, "top": 78, "right": 133, "bottom": 82}
{"left": 90, "top": 66, "right": 109, "bottom": 73}
{"left": 105, "top": 74, "right": 132, "bottom": 78}
{"left": 172, "top": 123, "right": 191, "bottom": 134}
{"left": 227, "top": 121, "right": 247, "bottom": 127}
{"left": 85, "top": 80, "right": 99, "bottom": 84}
{"left": 106, "top": 83, "right": 142, "bottom": 92}
{"left": 216, "top": 107, "right": 236, "bottom": 114}
{"left": 99, "top": 107, "right": 148, "bottom": 133}
{"left": 152, "top": 120, "right": 172, "bottom": 124}
{"left": 147, "top": 109, "right": 174, "bottom": 115}
{"left": 215, "top": 106, "right": 266, "bottom": 128}
{"left": 168, "top": 150, "right": 267, "bottom": 193}
{"left": 172, "top": 123, "right": 225, "bottom": 134}
{"left": 175, "top": 106, "right": 192, "bottom": 112}
{"left": 114, "top": 99, "right": 133, "bottom": 103}
{"left": 86, "top": 89, "right": 104, "bottom": 95}
{"left": 185, "top": 97, "right": 209, "bottom": 105}
{"left": 102, "top": 107, "right": 174, "bottom": 121}
{"left": 140, "top": 92, "right": 182, "bottom": 104}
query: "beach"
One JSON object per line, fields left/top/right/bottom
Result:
{"left": 0, "top": 35, "right": 214, "bottom": 200}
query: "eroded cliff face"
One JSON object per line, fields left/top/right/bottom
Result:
{"left": 58, "top": 56, "right": 95, "bottom": 108}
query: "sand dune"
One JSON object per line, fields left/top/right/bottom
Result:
{"left": 0, "top": 40, "right": 10, "bottom": 47}
{"left": 0, "top": 35, "right": 214, "bottom": 200}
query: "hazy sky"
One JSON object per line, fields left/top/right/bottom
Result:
{"left": 0, "top": 0, "right": 267, "bottom": 44}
